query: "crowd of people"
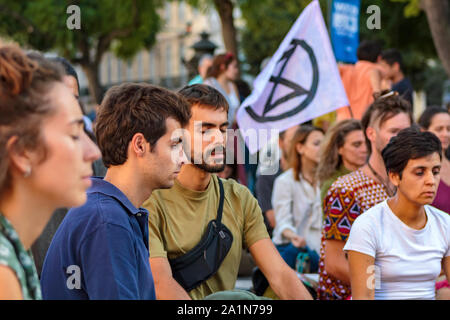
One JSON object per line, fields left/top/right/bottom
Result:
{"left": 0, "top": 38, "right": 449, "bottom": 300}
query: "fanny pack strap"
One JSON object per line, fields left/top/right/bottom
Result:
{"left": 216, "top": 177, "right": 224, "bottom": 223}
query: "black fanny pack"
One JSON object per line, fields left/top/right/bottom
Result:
{"left": 168, "top": 178, "right": 233, "bottom": 292}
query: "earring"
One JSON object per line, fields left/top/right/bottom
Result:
{"left": 24, "top": 167, "right": 32, "bottom": 178}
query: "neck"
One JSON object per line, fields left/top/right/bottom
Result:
{"left": 387, "top": 194, "right": 426, "bottom": 229}
{"left": 216, "top": 75, "right": 230, "bottom": 92}
{"left": 0, "top": 185, "right": 55, "bottom": 250}
{"left": 365, "top": 151, "right": 388, "bottom": 183}
{"left": 176, "top": 164, "right": 211, "bottom": 191}
{"left": 104, "top": 164, "right": 154, "bottom": 209}
{"left": 342, "top": 159, "right": 360, "bottom": 172}
{"left": 301, "top": 158, "right": 317, "bottom": 186}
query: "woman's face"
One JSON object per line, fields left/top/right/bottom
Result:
{"left": 428, "top": 113, "right": 450, "bottom": 150}
{"left": 297, "top": 130, "right": 324, "bottom": 165}
{"left": 392, "top": 152, "right": 441, "bottom": 206}
{"left": 224, "top": 59, "right": 239, "bottom": 81}
{"left": 27, "top": 82, "right": 100, "bottom": 208}
{"left": 338, "top": 130, "right": 368, "bottom": 169}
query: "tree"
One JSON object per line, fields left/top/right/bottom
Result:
{"left": 183, "top": 0, "right": 240, "bottom": 70}
{"left": 0, "top": 0, "right": 162, "bottom": 104}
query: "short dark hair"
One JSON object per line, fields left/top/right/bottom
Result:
{"left": 382, "top": 125, "right": 442, "bottom": 179}
{"left": 417, "top": 106, "right": 448, "bottom": 130}
{"left": 178, "top": 84, "right": 229, "bottom": 113}
{"left": 361, "top": 90, "right": 413, "bottom": 154}
{"left": 95, "top": 83, "right": 191, "bottom": 168}
{"left": 357, "top": 40, "right": 382, "bottom": 63}
{"left": 380, "top": 49, "right": 404, "bottom": 72}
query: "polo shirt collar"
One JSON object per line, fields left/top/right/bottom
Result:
{"left": 88, "top": 177, "right": 148, "bottom": 216}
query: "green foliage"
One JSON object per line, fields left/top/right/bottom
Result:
{"left": 239, "top": 0, "right": 328, "bottom": 75}
{"left": 0, "top": 0, "right": 162, "bottom": 62}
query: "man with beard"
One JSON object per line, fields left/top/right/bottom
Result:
{"left": 143, "top": 84, "right": 312, "bottom": 300}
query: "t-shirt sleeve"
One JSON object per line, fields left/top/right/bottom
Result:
{"left": 79, "top": 223, "right": 140, "bottom": 299}
{"left": 241, "top": 186, "right": 270, "bottom": 249}
{"left": 144, "top": 196, "right": 168, "bottom": 259}
{"left": 323, "top": 185, "right": 359, "bottom": 242}
{"left": 343, "top": 214, "right": 377, "bottom": 258}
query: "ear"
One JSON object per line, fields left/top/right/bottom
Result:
{"left": 366, "top": 126, "right": 376, "bottom": 146}
{"left": 296, "top": 142, "right": 304, "bottom": 155}
{"left": 6, "top": 136, "right": 34, "bottom": 177}
{"left": 130, "top": 133, "right": 149, "bottom": 158}
{"left": 388, "top": 171, "right": 401, "bottom": 187}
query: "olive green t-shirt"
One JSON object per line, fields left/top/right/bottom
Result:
{"left": 143, "top": 174, "right": 269, "bottom": 300}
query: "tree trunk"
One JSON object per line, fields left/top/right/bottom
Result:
{"left": 421, "top": 0, "right": 450, "bottom": 78}
{"left": 81, "top": 63, "right": 103, "bottom": 105}
{"left": 213, "top": 0, "right": 240, "bottom": 72}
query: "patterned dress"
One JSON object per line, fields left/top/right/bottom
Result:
{"left": 317, "top": 169, "right": 389, "bottom": 300}
{"left": 0, "top": 214, "right": 41, "bottom": 300}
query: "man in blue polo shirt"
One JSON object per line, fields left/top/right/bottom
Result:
{"left": 40, "top": 83, "right": 191, "bottom": 299}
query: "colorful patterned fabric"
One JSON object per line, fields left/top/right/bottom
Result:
{"left": 0, "top": 213, "right": 41, "bottom": 300}
{"left": 317, "top": 169, "right": 389, "bottom": 300}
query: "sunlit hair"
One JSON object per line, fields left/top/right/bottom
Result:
{"left": 206, "top": 52, "right": 236, "bottom": 79}
{"left": 0, "top": 45, "right": 63, "bottom": 194}
{"left": 289, "top": 125, "right": 324, "bottom": 182}
{"left": 316, "top": 119, "right": 364, "bottom": 184}
{"left": 361, "top": 90, "right": 413, "bottom": 154}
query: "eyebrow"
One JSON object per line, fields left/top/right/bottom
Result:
{"left": 200, "top": 122, "right": 229, "bottom": 128}
{"left": 412, "top": 165, "right": 441, "bottom": 170}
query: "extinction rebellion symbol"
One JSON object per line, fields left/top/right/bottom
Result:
{"left": 245, "top": 39, "right": 319, "bottom": 123}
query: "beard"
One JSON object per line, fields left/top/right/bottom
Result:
{"left": 191, "top": 145, "right": 227, "bottom": 173}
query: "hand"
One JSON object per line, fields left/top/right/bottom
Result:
{"left": 291, "top": 235, "right": 306, "bottom": 248}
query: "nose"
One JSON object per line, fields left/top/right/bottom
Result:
{"left": 424, "top": 170, "right": 436, "bottom": 186}
{"left": 82, "top": 131, "right": 101, "bottom": 163}
{"left": 179, "top": 148, "right": 188, "bottom": 166}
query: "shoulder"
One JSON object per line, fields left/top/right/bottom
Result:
{"left": 274, "top": 169, "right": 295, "bottom": 185}
{"left": 425, "top": 205, "right": 450, "bottom": 229}
{"left": 63, "top": 191, "right": 133, "bottom": 237}
{"left": 353, "top": 201, "right": 385, "bottom": 226}
{"left": 329, "top": 170, "right": 367, "bottom": 194}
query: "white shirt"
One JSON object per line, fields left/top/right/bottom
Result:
{"left": 344, "top": 200, "right": 450, "bottom": 300}
{"left": 271, "top": 169, "right": 323, "bottom": 253}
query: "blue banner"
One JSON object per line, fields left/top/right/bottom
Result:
{"left": 330, "top": 0, "right": 361, "bottom": 63}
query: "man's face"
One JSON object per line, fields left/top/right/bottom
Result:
{"left": 148, "top": 117, "right": 186, "bottom": 189}
{"left": 391, "top": 152, "right": 441, "bottom": 206}
{"left": 378, "top": 60, "right": 398, "bottom": 80}
{"left": 372, "top": 112, "right": 412, "bottom": 154}
{"left": 185, "top": 104, "right": 229, "bottom": 173}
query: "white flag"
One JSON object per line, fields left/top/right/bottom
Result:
{"left": 237, "top": 0, "right": 349, "bottom": 154}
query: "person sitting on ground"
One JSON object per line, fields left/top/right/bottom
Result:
{"left": 271, "top": 125, "right": 324, "bottom": 273}
{"left": 418, "top": 106, "right": 450, "bottom": 214}
{"left": 0, "top": 46, "right": 100, "bottom": 299}
{"left": 345, "top": 126, "right": 450, "bottom": 300}
{"left": 143, "top": 84, "right": 312, "bottom": 300}
{"left": 316, "top": 119, "right": 368, "bottom": 205}
{"left": 40, "top": 83, "right": 191, "bottom": 300}
{"left": 317, "top": 91, "right": 413, "bottom": 300}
